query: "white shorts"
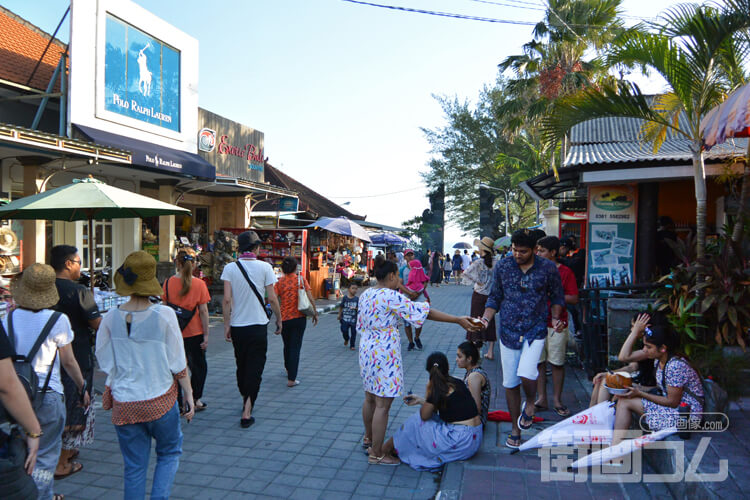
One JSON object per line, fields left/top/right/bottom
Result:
{"left": 500, "top": 339, "right": 546, "bottom": 388}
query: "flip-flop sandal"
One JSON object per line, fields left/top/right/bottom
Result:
{"left": 362, "top": 438, "right": 372, "bottom": 449}
{"left": 368, "top": 454, "right": 400, "bottom": 466}
{"left": 506, "top": 434, "right": 522, "bottom": 449}
{"left": 534, "top": 403, "right": 548, "bottom": 412}
{"left": 54, "top": 461, "right": 83, "bottom": 480}
{"left": 517, "top": 402, "right": 534, "bottom": 431}
{"left": 554, "top": 405, "right": 571, "bottom": 417}
{"left": 195, "top": 402, "right": 207, "bottom": 412}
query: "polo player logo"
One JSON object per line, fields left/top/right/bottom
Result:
{"left": 137, "top": 42, "right": 152, "bottom": 97}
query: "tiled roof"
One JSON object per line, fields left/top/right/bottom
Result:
{"left": 262, "top": 164, "right": 365, "bottom": 220}
{"left": 566, "top": 115, "right": 746, "bottom": 166}
{"left": 0, "top": 6, "right": 67, "bottom": 92}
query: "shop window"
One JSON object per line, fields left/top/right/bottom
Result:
{"left": 82, "top": 219, "right": 113, "bottom": 272}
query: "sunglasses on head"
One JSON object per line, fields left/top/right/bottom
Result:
{"left": 644, "top": 326, "right": 654, "bottom": 337}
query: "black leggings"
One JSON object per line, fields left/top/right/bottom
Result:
{"left": 281, "top": 317, "right": 306, "bottom": 381}
{"left": 231, "top": 324, "right": 268, "bottom": 406}
{"left": 184, "top": 335, "right": 207, "bottom": 400}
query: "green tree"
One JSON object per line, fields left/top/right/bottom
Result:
{"left": 399, "top": 215, "right": 440, "bottom": 253}
{"left": 543, "top": 2, "right": 750, "bottom": 259}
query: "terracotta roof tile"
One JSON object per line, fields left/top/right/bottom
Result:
{"left": 0, "top": 6, "right": 67, "bottom": 92}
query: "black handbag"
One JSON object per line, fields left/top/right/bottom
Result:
{"left": 164, "top": 277, "right": 198, "bottom": 331}
{"left": 235, "top": 260, "right": 273, "bottom": 319}
{"left": 0, "top": 428, "right": 38, "bottom": 500}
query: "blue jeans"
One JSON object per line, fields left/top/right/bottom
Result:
{"left": 114, "top": 402, "right": 183, "bottom": 500}
{"left": 33, "top": 391, "right": 65, "bottom": 500}
{"left": 340, "top": 322, "right": 356, "bottom": 348}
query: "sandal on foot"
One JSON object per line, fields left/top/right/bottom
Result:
{"left": 518, "top": 402, "right": 534, "bottom": 431}
{"left": 54, "top": 461, "right": 83, "bottom": 480}
{"left": 368, "top": 454, "right": 400, "bottom": 466}
{"left": 362, "top": 438, "right": 372, "bottom": 449}
{"left": 195, "top": 402, "right": 207, "bottom": 412}
{"left": 534, "top": 403, "right": 548, "bottom": 412}
{"left": 505, "top": 434, "right": 522, "bottom": 449}
{"left": 554, "top": 405, "right": 571, "bottom": 417}
{"left": 240, "top": 417, "right": 255, "bottom": 428}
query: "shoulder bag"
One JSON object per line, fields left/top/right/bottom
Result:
{"left": 164, "top": 277, "right": 198, "bottom": 331}
{"left": 297, "top": 274, "right": 315, "bottom": 317}
{"left": 235, "top": 260, "right": 273, "bottom": 319}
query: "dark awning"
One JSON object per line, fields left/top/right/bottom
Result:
{"left": 74, "top": 125, "right": 216, "bottom": 181}
{"left": 519, "top": 167, "right": 582, "bottom": 201}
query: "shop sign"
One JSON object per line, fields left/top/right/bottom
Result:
{"left": 198, "top": 128, "right": 216, "bottom": 152}
{"left": 278, "top": 197, "right": 299, "bottom": 212}
{"left": 103, "top": 14, "right": 180, "bottom": 132}
{"left": 70, "top": 0, "right": 200, "bottom": 152}
{"left": 198, "top": 108, "right": 264, "bottom": 183}
{"left": 586, "top": 185, "right": 637, "bottom": 286}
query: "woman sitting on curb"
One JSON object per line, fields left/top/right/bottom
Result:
{"left": 382, "top": 352, "right": 482, "bottom": 471}
{"left": 589, "top": 313, "right": 656, "bottom": 407}
{"left": 457, "top": 341, "right": 491, "bottom": 425}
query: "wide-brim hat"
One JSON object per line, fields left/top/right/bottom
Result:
{"left": 11, "top": 263, "right": 59, "bottom": 310}
{"left": 114, "top": 250, "right": 163, "bottom": 297}
{"left": 474, "top": 237, "right": 495, "bottom": 255}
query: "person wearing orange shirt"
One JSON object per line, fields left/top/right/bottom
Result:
{"left": 162, "top": 248, "right": 211, "bottom": 411}
{"left": 274, "top": 257, "right": 318, "bottom": 387}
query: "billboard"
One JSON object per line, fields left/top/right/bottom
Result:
{"left": 197, "top": 108, "right": 265, "bottom": 183}
{"left": 103, "top": 14, "right": 180, "bottom": 132}
{"left": 70, "top": 0, "right": 199, "bottom": 152}
{"left": 586, "top": 185, "right": 638, "bottom": 286}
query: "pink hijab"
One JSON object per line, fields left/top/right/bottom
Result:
{"left": 406, "top": 260, "right": 430, "bottom": 291}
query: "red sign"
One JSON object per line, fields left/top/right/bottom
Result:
{"left": 217, "top": 135, "right": 264, "bottom": 164}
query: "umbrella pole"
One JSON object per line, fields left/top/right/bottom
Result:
{"left": 88, "top": 217, "right": 95, "bottom": 295}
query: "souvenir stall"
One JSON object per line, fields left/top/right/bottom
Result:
{"left": 308, "top": 229, "right": 368, "bottom": 300}
{"left": 217, "top": 227, "right": 308, "bottom": 278}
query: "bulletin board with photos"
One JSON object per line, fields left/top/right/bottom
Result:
{"left": 585, "top": 185, "right": 638, "bottom": 287}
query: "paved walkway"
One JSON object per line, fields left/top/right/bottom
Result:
{"left": 54, "top": 284, "right": 749, "bottom": 499}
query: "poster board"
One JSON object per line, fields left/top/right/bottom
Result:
{"left": 586, "top": 185, "right": 638, "bottom": 286}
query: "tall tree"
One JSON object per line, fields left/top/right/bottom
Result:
{"left": 543, "top": 2, "right": 750, "bottom": 259}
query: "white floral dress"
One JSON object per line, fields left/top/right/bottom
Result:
{"left": 358, "top": 287, "right": 430, "bottom": 397}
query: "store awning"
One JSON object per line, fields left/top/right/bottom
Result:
{"left": 75, "top": 125, "right": 216, "bottom": 181}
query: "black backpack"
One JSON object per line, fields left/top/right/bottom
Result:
{"left": 0, "top": 311, "right": 62, "bottom": 423}
{"left": 163, "top": 277, "right": 198, "bottom": 331}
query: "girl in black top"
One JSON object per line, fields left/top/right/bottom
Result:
{"left": 381, "top": 352, "right": 482, "bottom": 471}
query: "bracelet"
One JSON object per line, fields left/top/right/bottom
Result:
{"left": 479, "top": 317, "right": 489, "bottom": 325}
{"left": 25, "top": 429, "right": 43, "bottom": 438}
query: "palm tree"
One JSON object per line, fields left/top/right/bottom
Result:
{"left": 543, "top": 2, "right": 750, "bottom": 259}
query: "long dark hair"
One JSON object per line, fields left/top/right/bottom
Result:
{"left": 458, "top": 341, "right": 480, "bottom": 367}
{"left": 373, "top": 255, "right": 397, "bottom": 281}
{"left": 426, "top": 352, "right": 452, "bottom": 410}
{"left": 644, "top": 313, "right": 699, "bottom": 375}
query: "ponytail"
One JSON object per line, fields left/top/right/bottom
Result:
{"left": 425, "top": 352, "right": 451, "bottom": 409}
{"left": 176, "top": 248, "right": 196, "bottom": 296}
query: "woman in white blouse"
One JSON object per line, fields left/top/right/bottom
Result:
{"left": 96, "top": 251, "right": 194, "bottom": 500}
{"left": 462, "top": 237, "right": 498, "bottom": 360}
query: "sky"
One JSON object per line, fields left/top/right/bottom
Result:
{"left": 3, "top": 0, "right": 676, "bottom": 252}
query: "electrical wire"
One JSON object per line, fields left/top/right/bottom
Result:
{"left": 465, "top": 0, "right": 544, "bottom": 12}
{"left": 342, "top": 0, "right": 654, "bottom": 29}
{"left": 341, "top": 0, "right": 537, "bottom": 25}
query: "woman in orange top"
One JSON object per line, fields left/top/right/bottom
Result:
{"left": 274, "top": 256, "right": 318, "bottom": 387}
{"left": 162, "top": 248, "right": 211, "bottom": 410}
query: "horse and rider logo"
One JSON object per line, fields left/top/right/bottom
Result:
{"left": 137, "top": 42, "right": 152, "bottom": 97}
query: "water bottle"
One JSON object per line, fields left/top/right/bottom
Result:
{"left": 678, "top": 402, "right": 691, "bottom": 439}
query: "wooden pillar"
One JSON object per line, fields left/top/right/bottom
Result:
{"left": 636, "top": 182, "right": 659, "bottom": 283}
{"left": 22, "top": 166, "right": 45, "bottom": 269}
{"left": 157, "top": 180, "right": 178, "bottom": 262}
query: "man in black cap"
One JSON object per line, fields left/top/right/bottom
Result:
{"left": 221, "top": 231, "right": 282, "bottom": 428}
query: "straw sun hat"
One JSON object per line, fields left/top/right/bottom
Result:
{"left": 114, "top": 250, "right": 163, "bottom": 297}
{"left": 474, "top": 237, "right": 495, "bottom": 255}
{"left": 11, "top": 263, "right": 59, "bottom": 310}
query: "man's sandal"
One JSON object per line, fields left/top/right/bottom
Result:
{"left": 506, "top": 434, "right": 522, "bottom": 449}
{"left": 362, "top": 437, "right": 372, "bottom": 449}
{"left": 368, "top": 454, "right": 400, "bottom": 466}
{"left": 518, "top": 402, "right": 534, "bottom": 431}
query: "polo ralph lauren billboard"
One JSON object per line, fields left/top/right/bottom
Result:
{"left": 103, "top": 14, "right": 180, "bottom": 132}
{"left": 70, "top": 0, "right": 199, "bottom": 152}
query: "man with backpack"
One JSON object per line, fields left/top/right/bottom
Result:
{"left": 2, "top": 263, "right": 90, "bottom": 500}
